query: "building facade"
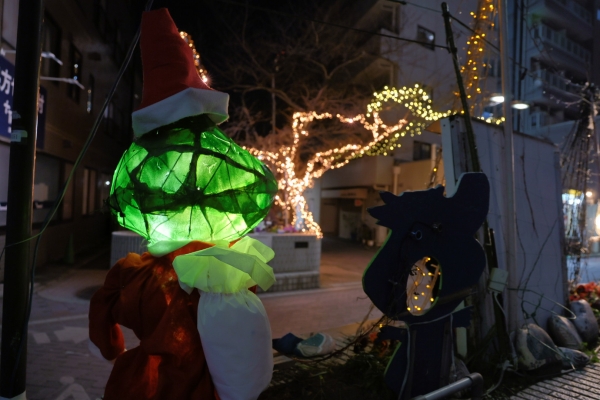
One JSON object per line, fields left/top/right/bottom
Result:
{"left": 0, "top": 0, "right": 143, "bottom": 276}
{"left": 314, "top": 0, "right": 480, "bottom": 240}
{"left": 509, "top": 0, "right": 598, "bottom": 133}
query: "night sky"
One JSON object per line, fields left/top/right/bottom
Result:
{"left": 131, "top": 0, "right": 375, "bottom": 139}
{"left": 137, "top": 0, "right": 317, "bottom": 90}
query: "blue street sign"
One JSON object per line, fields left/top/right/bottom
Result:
{"left": 0, "top": 55, "right": 47, "bottom": 149}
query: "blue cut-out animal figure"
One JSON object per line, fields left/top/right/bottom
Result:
{"left": 363, "top": 172, "right": 489, "bottom": 398}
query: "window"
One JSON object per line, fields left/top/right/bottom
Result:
{"left": 99, "top": 172, "right": 112, "bottom": 209}
{"left": 33, "top": 154, "right": 60, "bottom": 224}
{"left": 67, "top": 44, "right": 82, "bottom": 103}
{"left": 417, "top": 26, "right": 435, "bottom": 50}
{"left": 87, "top": 74, "right": 95, "bottom": 113}
{"left": 413, "top": 141, "right": 432, "bottom": 161}
{"left": 94, "top": 0, "right": 108, "bottom": 40}
{"left": 380, "top": 4, "right": 399, "bottom": 33}
{"left": 530, "top": 112, "right": 548, "bottom": 129}
{"left": 104, "top": 101, "right": 130, "bottom": 143}
{"left": 41, "top": 13, "right": 62, "bottom": 81}
{"left": 82, "top": 168, "right": 97, "bottom": 215}
{"left": 113, "top": 27, "right": 124, "bottom": 65}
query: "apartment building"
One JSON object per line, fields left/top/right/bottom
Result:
{"left": 511, "top": 0, "right": 598, "bottom": 133}
{"left": 0, "top": 0, "right": 143, "bottom": 275}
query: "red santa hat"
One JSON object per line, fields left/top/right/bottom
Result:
{"left": 131, "top": 8, "right": 229, "bottom": 138}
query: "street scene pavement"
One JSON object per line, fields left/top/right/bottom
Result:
{"left": 571, "top": 256, "right": 600, "bottom": 283}
{"left": 0, "top": 237, "right": 380, "bottom": 400}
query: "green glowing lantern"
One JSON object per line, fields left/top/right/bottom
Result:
{"left": 108, "top": 114, "right": 278, "bottom": 243}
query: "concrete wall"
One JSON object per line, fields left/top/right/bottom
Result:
{"left": 320, "top": 155, "right": 394, "bottom": 190}
{"left": 395, "top": 159, "right": 440, "bottom": 193}
{"left": 443, "top": 116, "right": 566, "bottom": 333}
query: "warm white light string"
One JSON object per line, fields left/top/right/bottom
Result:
{"left": 245, "top": 84, "right": 456, "bottom": 235}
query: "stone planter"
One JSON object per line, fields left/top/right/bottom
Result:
{"left": 249, "top": 232, "right": 321, "bottom": 292}
{"left": 110, "top": 230, "right": 322, "bottom": 292}
{"left": 110, "top": 231, "right": 147, "bottom": 267}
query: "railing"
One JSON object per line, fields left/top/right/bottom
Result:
{"left": 552, "top": 0, "right": 593, "bottom": 24}
{"left": 537, "top": 69, "right": 581, "bottom": 95}
{"left": 532, "top": 24, "right": 591, "bottom": 63}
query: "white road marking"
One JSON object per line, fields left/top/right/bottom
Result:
{"left": 31, "top": 331, "right": 51, "bottom": 344}
{"left": 54, "top": 327, "right": 89, "bottom": 344}
{"left": 29, "top": 314, "right": 89, "bottom": 326}
{"left": 0, "top": 314, "right": 89, "bottom": 331}
{"left": 55, "top": 376, "right": 91, "bottom": 400}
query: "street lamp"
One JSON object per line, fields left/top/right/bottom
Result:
{"left": 511, "top": 100, "right": 529, "bottom": 110}
{"left": 490, "top": 94, "right": 505, "bottom": 103}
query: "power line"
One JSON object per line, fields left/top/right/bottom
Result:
{"left": 212, "top": 0, "right": 450, "bottom": 50}
{"left": 387, "top": 0, "right": 442, "bottom": 14}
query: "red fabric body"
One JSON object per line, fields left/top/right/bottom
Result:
{"left": 89, "top": 241, "right": 218, "bottom": 400}
{"left": 137, "top": 8, "right": 212, "bottom": 111}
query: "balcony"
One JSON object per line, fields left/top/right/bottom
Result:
{"left": 523, "top": 69, "right": 580, "bottom": 107}
{"left": 527, "top": 24, "right": 591, "bottom": 77}
{"left": 528, "top": 0, "right": 593, "bottom": 41}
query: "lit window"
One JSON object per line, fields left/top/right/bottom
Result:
{"left": 67, "top": 44, "right": 82, "bottom": 103}
{"left": 87, "top": 75, "right": 95, "bottom": 113}
{"left": 417, "top": 26, "right": 435, "bottom": 50}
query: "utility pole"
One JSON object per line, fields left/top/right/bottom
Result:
{"left": 497, "top": 0, "right": 519, "bottom": 332}
{"left": 0, "top": 0, "right": 45, "bottom": 397}
{"left": 441, "top": 3, "right": 479, "bottom": 173}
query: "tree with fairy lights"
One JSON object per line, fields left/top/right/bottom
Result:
{"left": 239, "top": 86, "right": 452, "bottom": 236}
{"left": 193, "top": 1, "right": 497, "bottom": 233}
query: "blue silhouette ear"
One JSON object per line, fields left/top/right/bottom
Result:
{"left": 432, "top": 185, "right": 445, "bottom": 196}
{"left": 379, "top": 191, "right": 397, "bottom": 205}
{"left": 367, "top": 191, "right": 396, "bottom": 224}
{"left": 367, "top": 191, "right": 399, "bottom": 228}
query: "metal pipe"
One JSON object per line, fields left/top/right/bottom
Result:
{"left": 393, "top": 165, "right": 401, "bottom": 194}
{"left": 410, "top": 373, "right": 484, "bottom": 400}
{"left": 441, "top": 3, "right": 480, "bottom": 173}
{"left": 498, "top": 0, "right": 519, "bottom": 333}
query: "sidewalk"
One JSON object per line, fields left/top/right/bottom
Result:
{"left": 2, "top": 237, "right": 381, "bottom": 399}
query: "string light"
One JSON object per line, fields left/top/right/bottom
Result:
{"left": 364, "top": 85, "right": 451, "bottom": 156}
{"left": 246, "top": 109, "right": 407, "bottom": 236}
{"left": 458, "top": 0, "right": 496, "bottom": 115}
{"left": 180, "top": 31, "right": 209, "bottom": 84}
{"left": 406, "top": 257, "right": 440, "bottom": 316}
{"left": 245, "top": 84, "right": 450, "bottom": 235}
{"left": 476, "top": 115, "right": 506, "bottom": 125}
